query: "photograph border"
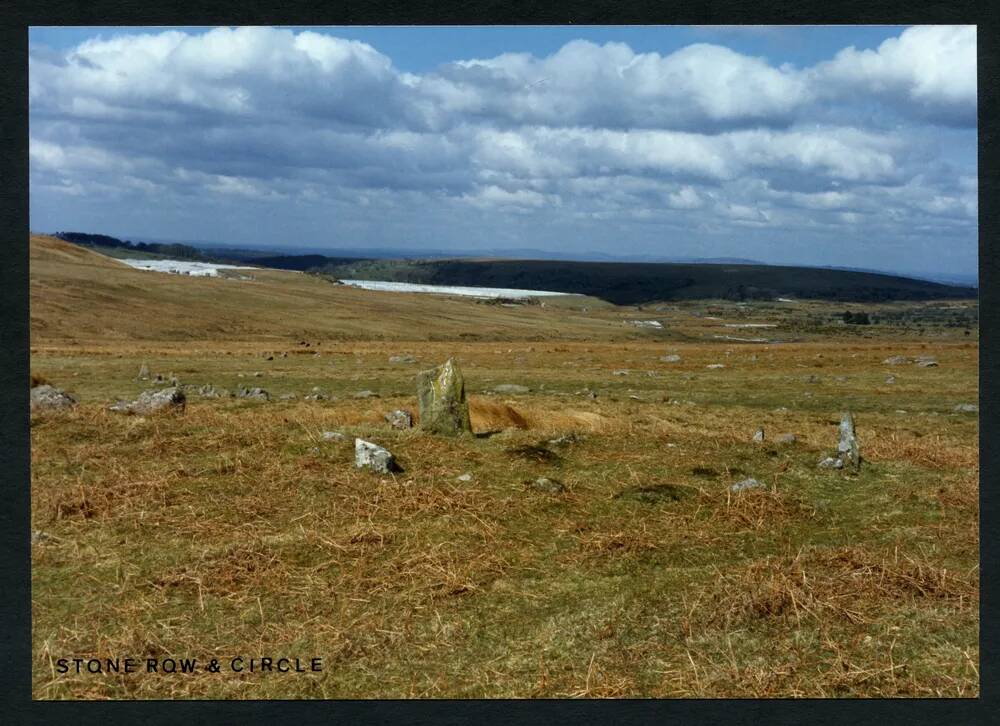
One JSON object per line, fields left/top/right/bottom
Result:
{"left": 2, "top": 0, "right": 995, "bottom": 721}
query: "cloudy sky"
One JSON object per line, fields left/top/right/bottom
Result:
{"left": 29, "top": 25, "right": 977, "bottom": 278}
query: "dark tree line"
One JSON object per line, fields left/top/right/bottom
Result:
{"left": 56, "top": 232, "right": 209, "bottom": 262}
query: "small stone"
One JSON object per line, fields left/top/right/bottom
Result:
{"left": 110, "top": 386, "right": 185, "bottom": 415}
{"left": 137, "top": 363, "right": 150, "bottom": 380}
{"left": 237, "top": 386, "right": 270, "bottom": 401}
{"left": 706, "top": 364, "right": 725, "bottom": 369}
{"left": 253, "top": 371, "right": 263, "bottom": 378}
{"left": 354, "top": 439, "right": 398, "bottom": 473}
{"left": 659, "top": 354, "right": 682, "bottom": 363}
{"left": 321, "top": 431, "right": 348, "bottom": 441}
{"left": 456, "top": 473, "right": 473, "bottom": 482}
{"left": 530, "top": 477, "right": 565, "bottom": 493}
{"left": 265, "top": 355, "right": 274, "bottom": 361}
{"left": 730, "top": 477, "right": 763, "bottom": 492}
{"left": 384, "top": 409, "right": 413, "bottom": 429}
{"left": 198, "top": 384, "right": 222, "bottom": 398}
{"left": 885, "top": 375, "right": 896, "bottom": 384}
{"left": 954, "top": 403, "right": 978, "bottom": 413}
{"left": 612, "top": 369, "right": 629, "bottom": 376}
{"left": 752, "top": 428, "right": 765, "bottom": 443}
{"left": 818, "top": 457, "right": 843, "bottom": 469}
{"left": 916, "top": 357, "right": 939, "bottom": 368}
{"left": 389, "top": 354, "right": 417, "bottom": 364}
{"left": 883, "top": 355, "right": 910, "bottom": 365}
{"left": 279, "top": 393, "right": 298, "bottom": 400}
{"left": 304, "top": 386, "right": 329, "bottom": 401}
{"left": 775, "top": 433, "right": 797, "bottom": 444}
{"left": 30, "top": 384, "right": 77, "bottom": 413}
{"left": 353, "top": 390, "right": 379, "bottom": 399}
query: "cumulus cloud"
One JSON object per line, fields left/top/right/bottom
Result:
{"left": 816, "top": 25, "right": 977, "bottom": 126}
{"left": 28, "top": 25, "right": 977, "bottom": 275}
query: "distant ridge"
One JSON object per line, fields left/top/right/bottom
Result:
{"left": 47, "top": 231, "right": 977, "bottom": 303}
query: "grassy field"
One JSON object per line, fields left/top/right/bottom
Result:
{"left": 30, "top": 236, "right": 979, "bottom": 698}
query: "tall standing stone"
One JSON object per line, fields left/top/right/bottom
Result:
{"left": 837, "top": 412, "right": 860, "bottom": 471}
{"left": 416, "top": 358, "right": 472, "bottom": 436}
{"left": 137, "top": 363, "right": 150, "bottom": 381}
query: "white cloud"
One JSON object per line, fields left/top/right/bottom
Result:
{"left": 816, "top": 25, "right": 976, "bottom": 125}
{"left": 27, "top": 25, "right": 977, "bottom": 273}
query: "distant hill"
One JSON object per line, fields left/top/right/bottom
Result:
{"left": 54, "top": 231, "right": 217, "bottom": 263}
{"left": 311, "top": 258, "right": 976, "bottom": 305}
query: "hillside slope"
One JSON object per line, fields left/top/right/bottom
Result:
{"left": 29, "top": 235, "right": 622, "bottom": 344}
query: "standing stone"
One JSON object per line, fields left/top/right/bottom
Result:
{"left": 837, "top": 412, "right": 860, "bottom": 471}
{"left": 416, "top": 358, "right": 472, "bottom": 436}
{"left": 137, "top": 363, "right": 150, "bottom": 381}
{"left": 752, "top": 428, "right": 765, "bottom": 443}
{"left": 355, "top": 438, "right": 398, "bottom": 473}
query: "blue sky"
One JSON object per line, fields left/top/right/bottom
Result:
{"left": 28, "top": 25, "right": 977, "bottom": 278}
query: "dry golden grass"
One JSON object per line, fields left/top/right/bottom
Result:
{"left": 28, "top": 235, "right": 979, "bottom": 699}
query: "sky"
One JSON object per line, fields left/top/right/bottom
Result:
{"left": 28, "top": 25, "right": 978, "bottom": 278}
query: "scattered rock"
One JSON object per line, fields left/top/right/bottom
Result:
{"left": 353, "top": 390, "right": 379, "bottom": 399}
{"left": 885, "top": 375, "right": 896, "bottom": 384}
{"left": 304, "top": 387, "right": 329, "bottom": 401}
{"left": 529, "top": 477, "right": 565, "bottom": 493}
{"left": 237, "top": 386, "right": 270, "bottom": 401}
{"left": 493, "top": 384, "right": 531, "bottom": 395}
{"left": 110, "top": 386, "right": 185, "bottom": 415}
{"left": 706, "top": 364, "right": 725, "bottom": 369}
{"left": 30, "top": 384, "right": 77, "bottom": 413}
{"left": 416, "top": 358, "right": 472, "bottom": 436}
{"left": 253, "top": 371, "right": 263, "bottom": 378}
{"left": 916, "top": 356, "right": 939, "bottom": 368}
{"left": 659, "top": 354, "right": 682, "bottom": 363}
{"left": 389, "top": 355, "right": 417, "bottom": 364}
{"left": 576, "top": 388, "right": 598, "bottom": 399}
{"left": 354, "top": 438, "right": 399, "bottom": 473}
{"left": 321, "top": 431, "right": 348, "bottom": 441}
{"left": 730, "top": 477, "right": 763, "bottom": 492}
{"left": 456, "top": 472, "right": 473, "bottom": 482}
{"left": 954, "top": 403, "right": 978, "bottom": 413}
{"left": 198, "top": 384, "right": 224, "bottom": 398}
{"left": 752, "top": 428, "right": 765, "bottom": 443}
{"left": 612, "top": 369, "right": 629, "bottom": 376}
{"left": 775, "top": 433, "right": 797, "bottom": 444}
{"left": 384, "top": 409, "right": 413, "bottom": 429}
{"left": 883, "top": 355, "right": 910, "bottom": 365}
{"left": 31, "top": 530, "right": 50, "bottom": 545}
{"left": 137, "top": 363, "right": 150, "bottom": 381}
{"left": 818, "top": 456, "right": 844, "bottom": 469}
